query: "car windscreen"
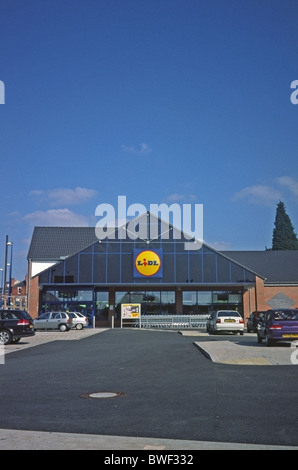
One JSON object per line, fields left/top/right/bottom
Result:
{"left": 273, "top": 310, "right": 298, "bottom": 321}
{"left": 217, "top": 311, "right": 241, "bottom": 317}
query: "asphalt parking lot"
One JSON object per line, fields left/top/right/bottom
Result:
{"left": 4, "top": 327, "right": 297, "bottom": 366}
{"left": 1, "top": 327, "right": 298, "bottom": 451}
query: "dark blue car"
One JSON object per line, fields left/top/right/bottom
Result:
{"left": 257, "top": 309, "right": 298, "bottom": 346}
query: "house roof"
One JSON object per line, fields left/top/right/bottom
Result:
{"left": 27, "top": 227, "right": 99, "bottom": 261}
{"left": 220, "top": 250, "right": 298, "bottom": 284}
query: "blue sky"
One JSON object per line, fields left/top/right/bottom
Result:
{"left": 1, "top": 0, "right": 298, "bottom": 280}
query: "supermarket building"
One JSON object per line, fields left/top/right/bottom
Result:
{"left": 27, "top": 213, "right": 298, "bottom": 327}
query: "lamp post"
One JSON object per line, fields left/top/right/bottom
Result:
{"left": 0, "top": 268, "right": 3, "bottom": 307}
{"left": 7, "top": 242, "right": 13, "bottom": 306}
{"left": 3, "top": 235, "right": 8, "bottom": 303}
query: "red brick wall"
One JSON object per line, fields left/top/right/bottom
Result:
{"left": 263, "top": 285, "right": 298, "bottom": 309}
{"left": 28, "top": 275, "right": 40, "bottom": 318}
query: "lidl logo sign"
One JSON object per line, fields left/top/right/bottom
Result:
{"left": 133, "top": 249, "right": 163, "bottom": 278}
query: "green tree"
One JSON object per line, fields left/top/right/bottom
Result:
{"left": 272, "top": 201, "right": 298, "bottom": 250}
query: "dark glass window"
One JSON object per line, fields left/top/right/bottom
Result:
{"left": 217, "top": 256, "right": 231, "bottom": 283}
{"left": 175, "top": 253, "right": 188, "bottom": 283}
{"left": 163, "top": 254, "right": 175, "bottom": 283}
{"left": 121, "top": 254, "right": 133, "bottom": 282}
{"left": 107, "top": 254, "right": 121, "bottom": 283}
{"left": 189, "top": 252, "right": 202, "bottom": 283}
{"left": 93, "top": 255, "right": 107, "bottom": 283}
{"left": 204, "top": 253, "right": 216, "bottom": 282}
{"left": 79, "top": 254, "right": 92, "bottom": 283}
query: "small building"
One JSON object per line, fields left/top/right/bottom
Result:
{"left": 26, "top": 213, "right": 298, "bottom": 327}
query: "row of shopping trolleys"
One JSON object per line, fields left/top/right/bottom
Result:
{"left": 132, "top": 314, "right": 209, "bottom": 328}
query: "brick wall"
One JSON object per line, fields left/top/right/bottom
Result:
{"left": 28, "top": 275, "right": 40, "bottom": 318}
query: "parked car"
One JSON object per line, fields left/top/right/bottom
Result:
{"left": 0, "top": 309, "right": 35, "bottom": 345}
{"left": 208, "top": 310, "right": 244, "bottom": 335}
{"left": 33, "top": 311, "right": 71, "bottom": 332}
{"left": 246, "top": 310, "right": 267, "bottom": 333}
{"left": 67, "top": 312, "right": 89, "bottom": 330}
{"left": 257, "top": 309, "right": 298, "bottom": 346}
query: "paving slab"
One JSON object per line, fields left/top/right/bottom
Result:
{"left": 0, "top": 428, "right": 297, "bottom": 450}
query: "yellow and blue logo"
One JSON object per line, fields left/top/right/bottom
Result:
{"left": 133, "top": 249, "right": 162, "bottom": 278}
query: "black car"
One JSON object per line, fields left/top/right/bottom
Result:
{"left": 0, "top": 309, "right": 35, "bottom": 345}
{"left": 246, "top": 310, "right": 267, "bottom": 333}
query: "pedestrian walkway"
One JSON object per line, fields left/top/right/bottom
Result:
{"left": 0, "top": 428, "right": 297, "bottom": 450}
{"left": 179, "top": 331, "right": 298, "bottom": 365}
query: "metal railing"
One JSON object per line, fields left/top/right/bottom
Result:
{"left": 130, "top": 314, "right": 209, "bottom": 329}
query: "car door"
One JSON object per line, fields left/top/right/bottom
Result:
{"left": 49, "top": 312, "right": 63, "bottom": 329}
{"left": 34, "top": 312, "right": 51, "bottom": 329}
{"left": 258, "top": 311, "right": 270, "bottom": 338}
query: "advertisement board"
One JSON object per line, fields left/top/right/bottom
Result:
{"left": 121, "top": 303, "right": 141, "bottom": 328}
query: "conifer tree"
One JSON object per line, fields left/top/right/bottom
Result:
{"left": 272, "top": 201, "right": 298, "bottom": 250}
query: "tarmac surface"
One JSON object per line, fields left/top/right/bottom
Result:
{"left": 1, "top": 327, "right": 298, "bottom": 451}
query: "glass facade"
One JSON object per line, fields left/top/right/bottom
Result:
{"left": 182, "top": 290, "right": 243, "bottom": 315}
{"left": 40, "top": 240, "right": 255, "bottom": 286}
{"left": 115, "top": 290, "right": 176, "bottom": 317}
{"left": 37, "top": 216, "right": 256, "bottom": 322}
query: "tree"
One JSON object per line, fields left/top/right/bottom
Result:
{"left": 272, "top": 201, "right": 298, "bottom": 250}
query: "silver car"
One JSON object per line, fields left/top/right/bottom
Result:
{"left": 33, "top": 312, "right": 71, "bottom": 332}
{"left": 67, "top": 312, "right": 89, "bottom": 330}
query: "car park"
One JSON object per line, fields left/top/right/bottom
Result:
{"left": 0, "top": 309, "right": 35, "bottom": 345}
{"left": 67, "top": 312, "right": 89, "bottom": 330}
{"left": 257, "top": 308, "right": 298, "bottom": 346}
{"left": 33, "top": 311, "right": 71, "bottom": 332}
{"left": 207, "top": 310, "right": 244, "bottom": 335}
{"left": 246, "top": 310, "right": 267, "bottom": 333}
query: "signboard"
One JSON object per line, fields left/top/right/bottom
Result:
{"left": 121, "top": 303, "right": 141, "bottom": 328}
{"left": 133, "top": 249, "right": 163, "bottom": 278}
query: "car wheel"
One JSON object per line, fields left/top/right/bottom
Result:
{"left": 257, "top": 333, "right": 263, "bottom": 344}
{"left": 0, "top": 329, "right": 13, "bottom": 345}
{"left": 59, "top": 324, "right": 68, "bottom": 332}
{"left": 75, "top": 323, "right": 83, "bottom": 330}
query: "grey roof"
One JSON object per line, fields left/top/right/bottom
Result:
{"left": 220, "top": 250, "right": 298, "bottom": 284}
{"left": 27, "top": 227, "right": 99, "bottom": 260}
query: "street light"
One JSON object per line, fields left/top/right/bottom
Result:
{"left": 0, "top": 268, "right": 3, "bottom": 307}
{"left": 7, "top": 242, "right": 13, "bottom": 306}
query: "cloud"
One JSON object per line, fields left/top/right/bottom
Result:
{"left": 23, "top": 209, "right": 90, "bottom": 226}
{"left": 277, "top": 176, "right": 298, "bottom": 197}
{"left": 165, "top": 193, "right": 197, "bottom": 203}
{"left": 232, "top": 185, "right": 281, "bottom": 206}
{"left": 208, "top": 240, "right": 231, "bottom": 251}
{"left": 29, "top": 187, "right": 97, "bottom": 206}
{"left": 121, "top": 143, "right": 152, "bottom": 155}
